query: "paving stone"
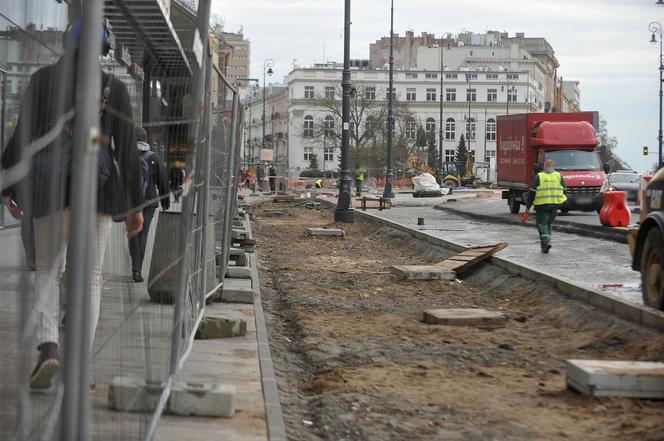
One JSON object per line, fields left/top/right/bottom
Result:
{"left": 107, "top": 377, "right": 162, "bottom": 412}
{"left": 220, "top": 286, "right": 255, "bottom": 304}
{"left": 566, "top": 360, "right": 664, "bottom": 398}
{"left": 306, "top": 227, "right": 345, "bottom": 237}
{"left": 168, "top": 382, "right": 236, "bottom": 417}
{"left": 195, "top": 315, "right": 247, "bottom": 339}
{"left": 389, "top": 265, "right": 456, "bottom": 281}
{"left": 423, "top": 308, "right": 507, "bottom": 327}
{"left": 232, "top": 229, "right": 249, "bottom": 240}
{"left": 225, "top": 266, "right": 251, "bottom": 279}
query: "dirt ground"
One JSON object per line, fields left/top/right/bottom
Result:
{"left": 253, "top": 203, "right": 664, "bottom": 441}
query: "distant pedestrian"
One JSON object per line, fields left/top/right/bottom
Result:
{"left": 269, "top": 165, "right": 277, "bottom": 193}
{"left": 129, "top": 127, "right": 170, "bottom": 283}
{"left": 314, "top": 178, "right": 323, "bottom": 189}
{"left": 170, "top": 167, "right": 184, "bottom": 202}
{"left": 524, "top": 159, "right": 567, "bottom": 254}
{"left": 355, "top": 165, "right": 364, "bottom": 197}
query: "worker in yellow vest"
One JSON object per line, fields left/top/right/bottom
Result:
{"left": 355, "top": 165, "right": 365, "bottom": 196}
{"left": 524, "top": 159, "right": 567, "bottom": 254}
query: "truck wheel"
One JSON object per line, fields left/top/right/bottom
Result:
{"left": 443, "top": 179, "right": 457, "bottom": 189}
{"left": 508, "top": 193, "right": 520, "bottom": 214}
{"left": 641, "top": 227, "right": 664, "bottom": 310}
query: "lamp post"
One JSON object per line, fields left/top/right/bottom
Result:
{"left": 334, "top": 0, "right": 354, "bottom": 222}
{"left": 262, "top": 60, "right": 274, "bottom": 169}
{"left": 466, "top": 74, "right": 472, "bottom": 158}
{"left": 382, "top": 0, "right": 395, "bottom": 199}
{"left": 502, "top": 83, "right": 516, "bottom": 115}
{"left": 245, "top": 78, "right": 259, "bottom": 170}
{"left": 437, "top": 32, "right": 451, "bottom": 184}
{"left": 649, "top": 22, "right": 663, "bottom": 169}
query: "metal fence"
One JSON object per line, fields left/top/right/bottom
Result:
{"left": 0, "top": 0, "right": 242, "bottom": 439}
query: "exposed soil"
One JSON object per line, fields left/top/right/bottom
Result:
{"left": 253, "top": 204, "right": 664, "bottom": 441}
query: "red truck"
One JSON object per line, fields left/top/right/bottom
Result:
{"left": 497, "top": 112, "right": 609, "bottom": 214}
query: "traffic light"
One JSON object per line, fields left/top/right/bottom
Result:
{"left": 643, "top": 146, "right": 649, "bottom": 156}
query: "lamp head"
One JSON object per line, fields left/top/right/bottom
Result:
{"left": 651, "top": 33, "right": 658, "bottom": 44}
{"left": 267, "top": 67, "right": 274, "bottom": 76}
{"left": 657, "top": 0, "right": 664, "bottom": 6}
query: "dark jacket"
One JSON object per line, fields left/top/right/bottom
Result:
{"left": 1, "top": 57, "right": 143, "bottom": 218}
{"left": 138, "top": 144, "right": 170, "bottom": 210}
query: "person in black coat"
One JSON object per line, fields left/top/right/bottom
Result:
{"left": 0, "top": 18, "right": 143, "bottom": 390}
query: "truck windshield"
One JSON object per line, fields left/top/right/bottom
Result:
{"left": 543, "top": 150, "right": 602, "bottom": 171}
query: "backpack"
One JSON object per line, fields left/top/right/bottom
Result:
{"left": 139, "top": 150, "right": 154, "bottom": 202}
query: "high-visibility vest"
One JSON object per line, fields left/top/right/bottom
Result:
{"left": 355, "top": 169, "right": 364, "bottom": 180}
{"left": 533, "top": 171, "right": 567, "bottom": 206}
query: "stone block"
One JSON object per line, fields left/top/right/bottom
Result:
{"left": 423, "top": 308, "right": 507, "bottom": 327}
{"left": 306, "top": 227, "right": 345, "bottom": 237}
{"left": 232, "top": 229, "right": 249, "bottom": 240}
{"left": 107, "top": 377, "right": 162, "bottom": 412}
{"left": 195, "top": 316, "right": 247, "bottom": 339}
{"left": 226, "top": 266, "right": 252, "bottom": 279}
{"left": 390, "top": 265, "right": 456, "bottom": 281}
{"left": 566, "top": 360, "right": 664, "bottom": 398}
{"left": 168, "top": 382, "right": 236, "bottom": 417}
{"left": 229, "top": 248, "right": 248, "bottom": 267}
{"left": 220, "top": 286, "right": 255, "bottom": 304}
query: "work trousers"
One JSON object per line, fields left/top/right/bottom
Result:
{"left": 535, "top": 206, "right": 558, "bottom": 246}
{"left": 355, "top": 179, "right": 363, "bottom": 196}
{"left": 129, "top": 206, "right": 156, "bottom": 274}
{"left": 33, "top": 209, "right": 113, "bottom": 349}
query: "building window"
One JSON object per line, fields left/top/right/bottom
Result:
{"left": 324, "top": 115, "right": 335, "bottom": 138}
{"left": 304, "top": 147, "right": 314, "bottom": 160}
{"left": 324, "top": 146, "right": 334, "bottom": 162}
{"left": 466, "top": 88, "right": 477, "bottom": 102}
{"left": 365, "top": 86, "right": 376, "bottom": 100}
{"left": 487, "top": 89, "right": 497, "bottom": 102}
{"left": 425, "top": 88, "right": 436, "bottom": 101}
{"left": 486, "top": 118, "right": 496, "bottom": 141}
{"left": 506, "top": 73, "right": 519, "bottom": 80}
{"left": 485, "top": 149, "right": 496, "bottom": 162}
{"left": 486, "top": 73, "right": 498, "bottom": 79}
{"left": 303, "top": 115, "right": 314, "bottom": 138}
{"left": 445, "top": 73, "right": 457, "bottom": 79}
{"left": 445, "top": 118, "right": 455, "bottom": 140}
{"left": 425, "top": 117, "right": 436, "bottom": 133}
{"left": 325, "top": 86, "right": 335, "bottom": 100}
{"left": 406, "top": 88, "right": 417, "bottom": 101}
{"left": 405, "top": 72, "right": 418, "bottom": 79}
{"left": 304, "top": 86, "right": 314, "bottom": 99}
{"left": 444, "top": 149, "right": 456, "bottom": 163}
{"left": 425, "top": 73, "right": 438, "bottom": 79}
{"left": 406, "top": 118, "right": 417, "bottom": 140}
{"left": 466, "top": 73, "right": 478, "bottom": 80}
{"left": 507, "top": 88, "right": 518, "bottom": 102}
{"left": 465, "top": 117, "right": 476, "bottom": 141}
{"left": 446, "top": 88, "right": 456, "bottom": 101}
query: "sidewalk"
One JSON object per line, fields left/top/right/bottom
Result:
{"left": 0, "top": 205, "right": 276, "bottom": 440}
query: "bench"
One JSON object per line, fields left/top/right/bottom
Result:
{"left": 358, "top": 196, "right": 392, "bottom": 211}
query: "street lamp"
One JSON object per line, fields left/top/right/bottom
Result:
{"left": 650, "top": 22, "right": 663, "bottom": 169}
{"left": 382, "top": 0, "right": 395, "bottom": 199}
{"left": 437, "top": 32, "right": 452, "bottom": 184}
{"left": 657, "top": 0, "right": 664, "bottom": 5}
{"left": 502, "top": 83, "right": 516, "bottom": 115}
{"left": 245, "top": 78, "right": 259, "bottom": 170}
{"left": 262, "top": 60, "right": 274, "bottom": 171}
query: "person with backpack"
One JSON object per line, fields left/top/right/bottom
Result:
{"left": 0, "top": 17, "right": 143, "bottom": 390}
{"left": 129, "top": 127, "right": 170, "bottom": 282}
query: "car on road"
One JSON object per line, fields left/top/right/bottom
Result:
{"left": 608, "top": 171, "right": 641, "bottom": 202}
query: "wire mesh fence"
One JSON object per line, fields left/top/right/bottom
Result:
{"left": 0, "top": 0, "right": 242, "bottom": 439}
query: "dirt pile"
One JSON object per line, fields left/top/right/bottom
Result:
{"left": 254, "top": 204, "right": 664, "bottom": 441}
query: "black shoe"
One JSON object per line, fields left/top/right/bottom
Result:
{"left": 541, "top": 243, "right": 551, "bottom": 254}
{"left": 30, "top": 343, "right": 59, "bottom": 390}
{"left": 132, "top": 271, "right": 144, "bottom": 283}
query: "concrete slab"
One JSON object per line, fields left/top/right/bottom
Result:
{"left": 195, "top": 315, "right": 247, "bottom": 339}
{"left": 389, "top": 265, "right": 456, "bottom": 281}
{"left": 226, "top": 266, "right": 252, "bottom": 279}
{"left": 422, "top": 308, "right": 507, "bottom": 327}
{"left": 566, "top": 360, "right": 664, "bottom": 398}
{"left": 306, "top": 227, "right": 345, "bottom": 237}
{"left": 168, "top": 382, "right": 236, "bottom": 417}
{"left": 107, "top": 377, "right": 162, "bottom": 412}
{"left": 221, "top": 287, "right": 255, "bottom": 304}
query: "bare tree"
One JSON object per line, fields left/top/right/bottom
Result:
{"left": 597, "top": 116, "right": 630, "bottom": 171}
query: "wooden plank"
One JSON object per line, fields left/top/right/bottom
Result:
{"left": 436, "top": 242, "right": 508, "bottom": 275}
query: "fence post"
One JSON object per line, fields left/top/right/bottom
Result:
{"left": 220, "top": 93, "right": 240, "bottom": 276}
{"left": 61, "top": 2, "right": 103, "bottom": 439}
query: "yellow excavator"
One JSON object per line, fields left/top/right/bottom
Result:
{"left": 408, "top": 154, "right": 475, "bottom": 189}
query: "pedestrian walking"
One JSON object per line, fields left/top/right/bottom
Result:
{"left": 354, "top": 165, "right": 365, "bottom": 196}
{"left": 0, "top": 17, "right": 144, "bottom": 390}
{"left": 129, "top": 127, "right": 170, "bottom": 283}
{"left": 524, "top": 159, "right": 567, "bottom": 254}
{"left": 269, "top": 165, "right": 277, "bottom": 193}
{"left": 170, "top": 167, "right": 184, "bottom": 202}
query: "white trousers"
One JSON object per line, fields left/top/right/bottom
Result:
{"left": 33, "top": 209, "right": 113, "bottom": 349}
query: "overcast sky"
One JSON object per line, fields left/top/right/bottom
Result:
{"left": 213, "top": 0, "right": 662, "bottom": 172}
